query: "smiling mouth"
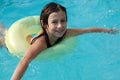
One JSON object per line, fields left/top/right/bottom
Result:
{"left": 56, "top": 29, "right": 65, "bottom": 34}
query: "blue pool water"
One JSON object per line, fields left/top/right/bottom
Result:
{"left": 0, "top": 0, "right": 120, "bottom": 80}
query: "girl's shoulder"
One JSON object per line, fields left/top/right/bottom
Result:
{"left": 30, "top": 32, "right": 45, "bottom": 45}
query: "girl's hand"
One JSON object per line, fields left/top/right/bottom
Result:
{"left": 108, "top": 27, "right": 119, "bottom": 34}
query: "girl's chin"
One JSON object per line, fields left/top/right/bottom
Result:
{"left": 56, "top": 35, "right": 63, "bottom": 38}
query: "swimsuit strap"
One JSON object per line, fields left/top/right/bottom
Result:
{"left": 30, "top": 33, "right": 44, "bottom": 44}
{"left": 30, "top": 32, "right": 51, "bottom": 48}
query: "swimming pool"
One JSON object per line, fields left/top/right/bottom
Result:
{"left": 0, "top": 0, "right": 120, "bottom": 80}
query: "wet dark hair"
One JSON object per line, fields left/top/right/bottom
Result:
{"left": 40, "top": 2, "right": 67, "bottom": 28}
{"left": 38, "top": 2, "right": 67, "bottom": 47}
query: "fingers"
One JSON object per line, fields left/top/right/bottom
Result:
{"left": 108, "top": 27, "right": 119, "bottom": 34}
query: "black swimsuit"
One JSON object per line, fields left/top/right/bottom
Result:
{"left": 31, "top": 31, "right": 66, "bottom": 48}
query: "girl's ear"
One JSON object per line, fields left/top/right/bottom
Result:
{"left": 40, "top": 20, "right": 43, "bottom": 26}
{"left": 40, "top": 20, "right": 48, "bottom": 29}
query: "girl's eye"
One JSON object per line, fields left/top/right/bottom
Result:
{"left": 52, "top": 21, "right": 57, "bottom": 24}
{"left": 61, "top": 19, "right": 65, "bottom": 23}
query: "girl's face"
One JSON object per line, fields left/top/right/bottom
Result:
{"left": 46, "top": 11, "right": 67, "bottom": 38}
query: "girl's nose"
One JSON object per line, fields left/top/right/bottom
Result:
{"left": 57, "top": 22, "right": 62, "bottom": 28}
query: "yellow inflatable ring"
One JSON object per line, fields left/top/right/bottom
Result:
{"left": 5, "top": 16, "right": 78, "bottom": 61}
{"left": 5, "top": 16, "right": 41, "bottom": 56}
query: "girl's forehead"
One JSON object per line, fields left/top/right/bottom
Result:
{"left": 48, "top": 11, "right": 66, "bottom": 20}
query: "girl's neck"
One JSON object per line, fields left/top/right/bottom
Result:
{"left": 46, "top": 30, "right": 58, "bottom": 45}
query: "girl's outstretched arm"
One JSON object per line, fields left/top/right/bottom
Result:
{"left": 10, "top": 37, "right": 47, "bottom": 80}
{"left": 66, "top": 27, "right": 118, "bottom": 37}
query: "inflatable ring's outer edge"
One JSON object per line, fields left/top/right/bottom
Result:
{"left": 5, "top": 16, "right": 41, "bottom": 57}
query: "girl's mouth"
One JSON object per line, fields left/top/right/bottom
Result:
{"left": 55, "top": 29, "right": 65, "bottom": 34}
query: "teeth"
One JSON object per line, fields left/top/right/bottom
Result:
{"left": 56, "top": 29, "right": 64, "bottom": 32}
{"left": 57, "top": 30, "right": 63, "bottom": 33}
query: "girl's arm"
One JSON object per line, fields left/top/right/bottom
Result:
{"left": 66, "top": 27, "right": 118, "bottom": 37}
{"left": 10, "top": 37, "right": 47, "bottom": 80}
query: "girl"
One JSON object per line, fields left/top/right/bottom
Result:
{"left": 0, "top": 2, "right": 118, "bottom": 80}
